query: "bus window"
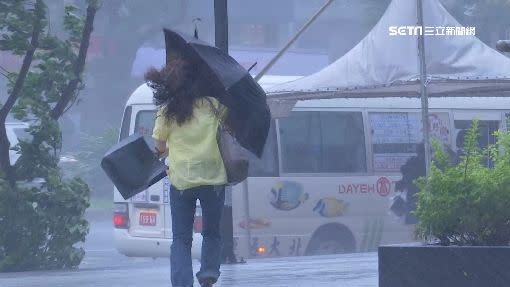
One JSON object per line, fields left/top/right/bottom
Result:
{"left": 119, "top": 106, "right": 132, "bottom": 141}
{"left": 506, "top": 113, "right": 510, "bottom": 130}
{"left": 454, "top": 120, "right": 499, "bottom": 150}
{"left": 369, "top": 112, "right": 451, "bottom": 172}
{"left": 134, "top": 110, "right": 156, "bottom": 150}
{"left": 370, "top": 112, "right": 420, "bottom": 172}
{"left": 454, "top": 120, "right": 499, "bottom": 167}
{"left": 278, "top": 111, "right": 366, "bottom": 173}
{"left": 247, "top": 121, "right": 278, "bottom": 177}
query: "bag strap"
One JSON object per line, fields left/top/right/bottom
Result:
{"left": 204, "top": 97, "right": 223, "bottom": 124}
{"left": 204, "top": 97, "right": 237, "bottom": 140}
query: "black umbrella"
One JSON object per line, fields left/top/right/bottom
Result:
{"left": 163, "top": 28, "right": 270, "bottom": 158}
{"left": 101, "top": 134, "right": 167, "bottom": 200}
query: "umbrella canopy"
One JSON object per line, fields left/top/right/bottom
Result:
{"left": 101, "top": 134, "right": 167, "bottom": 200}
{"left": 163, "top": 28, "right": 270, "bottom": 158}
{"left": 267, "top": 0, "right": 510, "bottom": 100}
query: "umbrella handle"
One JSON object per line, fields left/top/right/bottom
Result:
{"left": 159, "top": 157, "right": 169, "bottom": 168}
{"left": 154, "top": 146, "right": 166, "bottom": 158}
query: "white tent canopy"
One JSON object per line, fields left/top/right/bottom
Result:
{"left": 267, "top": 0, "right": 510, "bottom": 101}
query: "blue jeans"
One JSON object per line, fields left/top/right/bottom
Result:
{"left": 170, "top": 184, "right": 225, "bottom": 287}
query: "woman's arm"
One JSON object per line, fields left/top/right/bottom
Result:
{"left": 154, "top": 140, "right": 168, "bottom": 158}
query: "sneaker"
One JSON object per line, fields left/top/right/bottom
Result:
{"left": 200, "top": 278, "right": 215, "bottom": 287}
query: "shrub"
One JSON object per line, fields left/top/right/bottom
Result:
{"left": 0, "top": 173, "right": 90, "bottom": 271}
{"left": 0, "top": 0, "right": 97, "bottom": 271}
{"left": 415, "top": 120, "right": 510, "bottom": 246}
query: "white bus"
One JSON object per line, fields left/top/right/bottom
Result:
{"left": 112, "top": 75, "right": 301, "bottom": 258}
{"left": 231, "top": 96, "right": 508, "bottom": 258}
{"left": 113, "top": 78, "right": 509, "bottom": 258}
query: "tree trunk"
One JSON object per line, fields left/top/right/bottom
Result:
{"left": 50, "top": 3, "right": 97, "bottom": 120}
{"left": 0, "top": 0, "right": 44, "bottom": 185}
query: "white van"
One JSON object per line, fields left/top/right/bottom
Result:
{"left": 6, "top": 121, "right": 29, "bottom": 164}
{"left": 5, "top": 121, "right": 77, "bottom": 188}
{"left": 112, "top": 75, "right": 300, "bottom": 258}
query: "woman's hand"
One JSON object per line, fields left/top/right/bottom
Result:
{"left": 155, "top": 140, "right": 168, "bottom": 158}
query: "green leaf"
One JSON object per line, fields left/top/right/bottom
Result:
{"left": 416, "top": 120, "right": 510, "bottom": 246}
{"left": 0, "top": 0, "right": 97, "bottom": 271}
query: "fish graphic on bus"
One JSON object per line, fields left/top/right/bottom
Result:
{"left": 269, "top": 181, "right": 308, "bottom": 211}
{"left": 313, "top": 198, "right": 349, "bottom": 218}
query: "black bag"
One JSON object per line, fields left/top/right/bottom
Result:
{"left": 206, "top": 97, "right": 249, "bottom": 185}
{"left": 217, "top": 126, "right": 249, "bottom": 185}
{"left": 101, "top": 134, "right": 167, "bottom": 200}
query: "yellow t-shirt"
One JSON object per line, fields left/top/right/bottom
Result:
{"left": 152, "top": 97, "right": 228, "bottom": 190}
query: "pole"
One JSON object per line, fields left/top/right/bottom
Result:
{"left": 214, "top": 0, "right": 228, "bottom": 52}
{"left": 214, "top": 0, "right": 238, "bottom": 264}
{"left": 254, "top": 0, "right": 335, "bottom": 81}
{"left": 242, "top": 179, "right": 251, "bottom": 260}
{"left": 417, "top": 0, "right": 431, "bottom": 175}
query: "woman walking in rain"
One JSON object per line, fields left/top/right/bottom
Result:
{"left": 145, "top": 57, "right": 227, "bottom": 287}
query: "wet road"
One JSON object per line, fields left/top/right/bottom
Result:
{"left": 0, "top": 216, "right": 379, "bottom": 287}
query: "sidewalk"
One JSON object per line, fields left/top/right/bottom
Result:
{"left": 0, "top": 252, "right": 378, "bottom": 287}
{"left": 218, "top": 252, "right": 378, "bottom": 287}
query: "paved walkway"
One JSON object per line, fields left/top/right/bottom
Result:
{"left": 0, "top": 252, "right": 379, "bottom": 287}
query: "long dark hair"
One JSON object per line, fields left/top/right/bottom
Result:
{"left": 144, "top": 59, "right": 198, "bottom": 125}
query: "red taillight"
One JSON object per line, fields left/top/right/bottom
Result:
{"left": 114, "top": 214, "right": 129, "bottom": 229}
{"left": 113, "top": 203, "right": 129, "bottom": 229}
{"left": 193, "top": 216, "right": 203, "bottom": 233}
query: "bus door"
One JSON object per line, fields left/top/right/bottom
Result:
{"left": 274, "top": 110, "right": 369, "bottom": 253}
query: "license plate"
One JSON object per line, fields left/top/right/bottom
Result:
{"left": 139, "top": 212, "right": 157, "bottom": 226}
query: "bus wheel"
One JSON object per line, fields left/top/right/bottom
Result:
{"left": 305, "top": 224, "right": 355, "bottom": 256}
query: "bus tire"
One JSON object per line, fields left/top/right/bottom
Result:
{"left": 305, "top": 223, "right": 355, "bottom": 256}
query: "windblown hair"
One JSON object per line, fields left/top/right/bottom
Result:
{"left": 144, "top": 59, "right": 199, "bottom": 125}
